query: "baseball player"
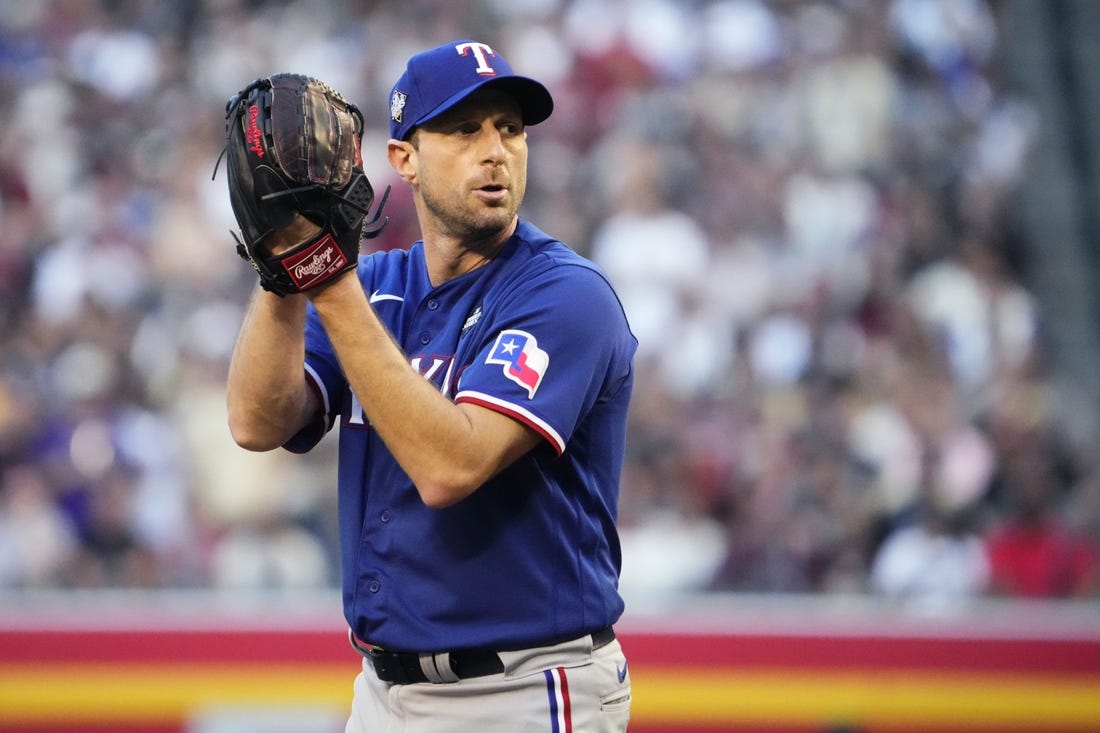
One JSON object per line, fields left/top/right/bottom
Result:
{"left": 222, "top": 41, "right": 636, "bottom": 731}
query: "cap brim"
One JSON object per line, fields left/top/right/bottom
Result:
{"left": 409, "top": 76, "right": 553, "bottom": 136}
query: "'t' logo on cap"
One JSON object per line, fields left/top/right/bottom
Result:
{"left": 455, "top": 42, "right": 498, "bottom": 76}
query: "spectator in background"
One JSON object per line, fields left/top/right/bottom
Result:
{"left": 67, "top": 464, "right": 159, "bottom": 588}
{"left": 868, "top": 369, "right": 997, "bottom": 608}
{"left": 869, "top": 464, "right": 991, "bottom": 610}
{"left": 0, "top": 463, "right": 77, "bottom": 587}
{"left": 985, "top": 448, "right": 1100, "bottom": 598}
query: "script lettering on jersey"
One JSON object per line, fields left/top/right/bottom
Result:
{"left": 345, "top": 355, "right": 456, "bottom": 427}
{"left": 410, "top": 356, "right": 451, "bottom": 384}
{"left": 455, "top": 42, "right": 497, "bottom": 76}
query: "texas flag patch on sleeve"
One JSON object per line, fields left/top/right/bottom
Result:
{"left": 486, "top": 329, "right": 549, "bottom": 399}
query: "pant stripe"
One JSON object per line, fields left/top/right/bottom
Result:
{"left": 544, "top": 666, "right": 572, "bottom": 733}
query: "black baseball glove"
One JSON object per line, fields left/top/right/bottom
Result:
{"left": 222, "top": 73, "right": 388, "bottom": 296}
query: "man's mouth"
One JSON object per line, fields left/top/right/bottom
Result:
{"left": 475, "top": 183, "right": 508, "bottom": 203}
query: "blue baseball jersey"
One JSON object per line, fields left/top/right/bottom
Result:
{"left": 286, "top": 220, "right": 637, "bottom": 652}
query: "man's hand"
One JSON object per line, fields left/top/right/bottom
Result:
{"left": 262, "top": 214, "right": 324, "bottom": 258}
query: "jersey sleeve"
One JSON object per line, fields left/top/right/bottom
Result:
{"left": 454, "top": 262, "right": 635, "bottom": 455}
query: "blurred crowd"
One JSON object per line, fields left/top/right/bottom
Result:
{"left": 0, "top": 0, "right": 1097, "bottom": 609}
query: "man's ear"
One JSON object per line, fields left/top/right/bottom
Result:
{"left": 387, "top": 139, "right": 417, "bottom": 184}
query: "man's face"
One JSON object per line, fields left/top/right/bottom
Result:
{"left": 410, "top": 89, "right": 529, "bottom": 242}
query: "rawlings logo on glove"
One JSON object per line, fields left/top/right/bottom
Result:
{"left": 220, "top": 73, "right": 389, "bottom": 296}
{"left": 284, "top": 234, "right": 347, "bottom": 290}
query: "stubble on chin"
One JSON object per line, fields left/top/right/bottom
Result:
{"left": 439, "top": 196, "right": 517, "bottom": 242}
{"left": 420, "top": 172, "right": 523, "bottom": 244}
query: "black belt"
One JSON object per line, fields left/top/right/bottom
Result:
{"left": 352, "top": 627, "right": 616, "bottom": 685}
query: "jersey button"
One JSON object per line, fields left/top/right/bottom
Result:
{"left": 419, "top": 332, "right": 431, "bottom": 345}
{"left": 380, "top": 510, "right": 391, "bottom": 523}
{"left": 368, "top": 580, "right": 381, "bottom": 593}
{"left": 427, "top": 299, "right": 439, "bottom": 310}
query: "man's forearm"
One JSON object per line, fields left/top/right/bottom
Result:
{"left": 226, "top": 286, "right": 317, "bottom": 451}
{"left": 308, "top": 275, "right": 540, "bottom": 507}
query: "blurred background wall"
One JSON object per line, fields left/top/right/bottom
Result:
{"left": 1, "top": 0, "right": 1099, "bottom": 730}
{"left": 2, "top": 590, "right": 1099, "bottom": 732}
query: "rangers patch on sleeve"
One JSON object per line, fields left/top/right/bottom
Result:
{"left": 486, "top": 329, "right": 548, "bottom": 398}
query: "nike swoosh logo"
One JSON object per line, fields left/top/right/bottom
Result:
{"left": 617, "top": 662, "right": 628, "bottom": 683}
{"left": 369, "top": 290, "right": 404, "bottom": 304}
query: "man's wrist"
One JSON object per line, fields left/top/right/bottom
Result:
{"left": 306, "top": 267, "right": 363, "bottom": 303}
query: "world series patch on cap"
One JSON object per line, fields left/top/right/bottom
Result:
{"left": 388, "top": 40, "right": 554, "bottom": 141}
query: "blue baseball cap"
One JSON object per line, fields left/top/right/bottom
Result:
{"left": 388, "top": 40, "right": 554, "bottom": 140}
